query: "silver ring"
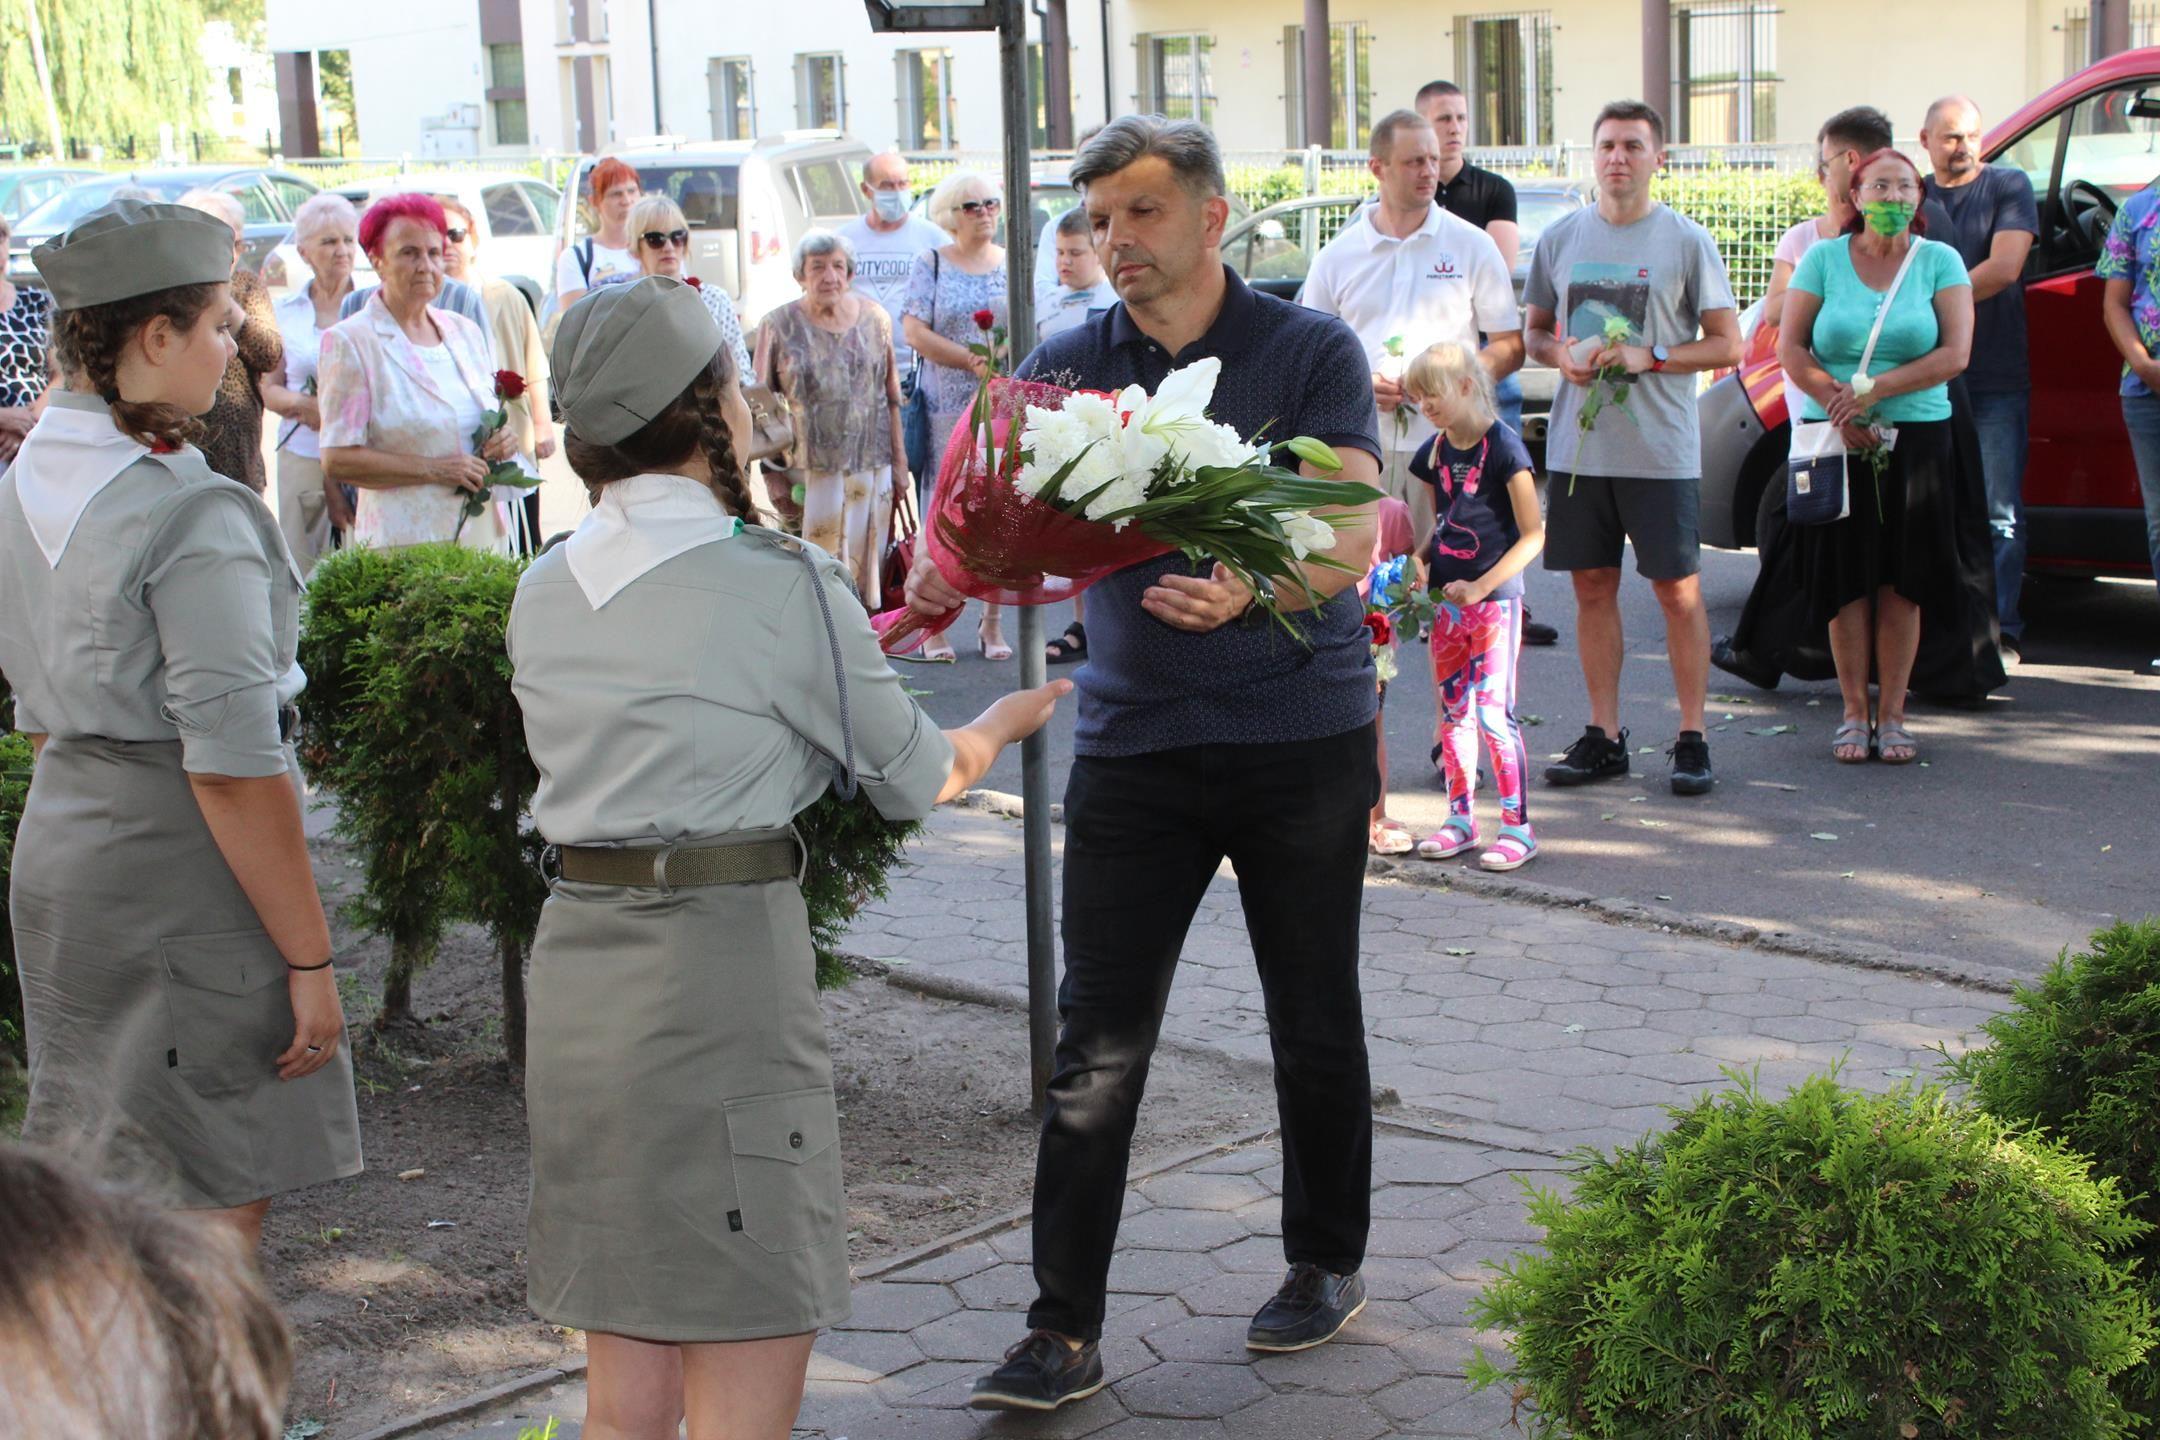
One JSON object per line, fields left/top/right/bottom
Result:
{"left": 306, "top": 1045, "right": 323, "bottom": 1052}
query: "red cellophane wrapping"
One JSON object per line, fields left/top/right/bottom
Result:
{"left": 873, "top": 376, "right": 1171, "bottom": 655}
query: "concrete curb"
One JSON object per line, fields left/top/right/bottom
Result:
{"left": 956, "top": 788, "right": 2019, "bottom": 996}
{"left": 343, "top": 1362, "right": 589, "bottom": 1440}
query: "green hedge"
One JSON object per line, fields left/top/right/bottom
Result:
{"left": 0, "top": 682, "right": 28, "bottom": 1066}
{"left": 1470, "top": 1071, "right": 2156, "bottom": 1438}
{"left": 1947, "top": 919, "right": 2160, "bottom": 1435}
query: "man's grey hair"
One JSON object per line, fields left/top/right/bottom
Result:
{"left": 792, "top": 227, "right": 857, "bottom": 280}
{"left": 108, "top": 183, "right": 160, "bottom": 203}
{"left": 292, "top": 192, "right": 359, "bottom": 243}
{"left": 176, "top": 187, "right": 245, "bottom": 238}
{"left": 1069, "top": 115, "right": 1225, "bottom": 201}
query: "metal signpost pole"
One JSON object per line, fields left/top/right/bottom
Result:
{"left": 996, "top": 0, "right": 1058, "bottom": 1116}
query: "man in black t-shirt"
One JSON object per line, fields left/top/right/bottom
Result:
{"left": 1416, "top": 79, "right": 1561, "bottom": 646}
{"left": 1921, "top": 94, "right": 2038, "bottom": 659}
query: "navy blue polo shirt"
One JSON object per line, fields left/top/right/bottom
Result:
{"left": 1015, "top": 265, "right": 1383, "bottom": 757}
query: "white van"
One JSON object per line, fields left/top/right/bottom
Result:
{"left": 543, "top": 132, "right": 871, "bottom": 331}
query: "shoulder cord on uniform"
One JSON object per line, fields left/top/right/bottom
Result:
{"left": 790, "top": 544, "right": 859, "bottom": 802}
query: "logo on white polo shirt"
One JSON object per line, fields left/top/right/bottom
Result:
{"left": 1426, "top": 254, "right": 1462, "bottom": 281}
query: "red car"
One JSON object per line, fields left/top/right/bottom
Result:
{"left": 1698, "top": 48, "right": 2160, "bottom": 578}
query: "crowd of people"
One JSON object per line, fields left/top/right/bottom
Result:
{"left": 0, "top": 74, "right": 2157, "bottom": 1440}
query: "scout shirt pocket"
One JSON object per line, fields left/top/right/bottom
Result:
{"left": 159, "top": 929, "right": 292, "bottom": 1098}
{"left": 722, "top": 1085, "right": 843, "bottom": 1254}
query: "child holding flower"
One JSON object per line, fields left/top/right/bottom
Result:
{"left": 1403, "top": 341, "right": 1544, "bottom": 870}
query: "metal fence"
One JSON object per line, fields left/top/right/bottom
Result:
{"left": 33, "top": 151, "right": 579, "bottom": 189}
{"left": 903, "top": 141, "right": 1826, "bottom": 303}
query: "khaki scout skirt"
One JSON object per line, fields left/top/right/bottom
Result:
{"left": 524, "top": 831, "right": 850, "bottom": 1342}
{"left": 10, "top": 736, "right": 363, "bottom": 1209}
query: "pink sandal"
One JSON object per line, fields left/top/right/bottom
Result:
{"left": 1477, "top": 825, "right": 1538, "bottom": 872}
{"left": 1417, "top": 819, "right": 1479, "bottom": 860}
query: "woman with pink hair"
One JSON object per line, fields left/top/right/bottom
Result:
{"left": 317, "top": 193, "right": 524, "bottom": 551}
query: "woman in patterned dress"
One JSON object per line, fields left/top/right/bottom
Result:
{"left": 0, "top": 210, "right": 56, "bottom": 470}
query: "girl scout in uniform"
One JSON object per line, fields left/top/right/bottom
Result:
{"left": 510, "top": 275, "right": 1067, "bottom": 1439}
{"left": 0, "top": 200, "right": 361, "bottom": 1243}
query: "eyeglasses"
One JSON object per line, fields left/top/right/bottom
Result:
{"left": 444, "top": 226, "right": 469, "bottom": 243}
{"left": 641, "top": 228, "right": 690, "bottom": 249}
{"left": 1857, "top": 180, "right": 1921, "bottom": 198}
{"left": 958, "top": 198, "right": 1002, "bottom": 216}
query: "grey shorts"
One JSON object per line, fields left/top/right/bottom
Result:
{"left": 1543, "top": 472, "right": 1702, "bottom": 580}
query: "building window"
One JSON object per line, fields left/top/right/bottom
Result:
{"left": 897, "top": 48, "right": 957, "bottom": 149}
{"left": 796, "top": 53, "right": 845, "bottom": 131}
{"left": 1453, "top": 12, "right": 1553, "bottom": 148}
{"left": 1136, "top": 33, "right": 1214, "bottom": 125}
{"left": 487, "top": 43, "right": 528, "bottom": 146}
{"left": 2060, "top": 4, "right": 2160, "bottom": 76}
{"left": 1671, "top": 2, "right": 1780, "bottom": 144}
{"left": 711, "top": 56, "right": 754, "bottom": 139}
{"left": 1281, "top": 22, "right": 1373, "bottom": 149}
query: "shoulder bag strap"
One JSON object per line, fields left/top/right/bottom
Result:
{"left": 745, "top": 525, "right": 859, "bottom": 802}
{"left": 577, "top": 238, "right": 595, "bottom": 287}
{"left": 1857, "top": 239, "right": 1927, "bottom": 377}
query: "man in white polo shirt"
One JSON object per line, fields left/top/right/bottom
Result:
{"left": 1301, "top": 108, "right": 1523, "bottom": 544}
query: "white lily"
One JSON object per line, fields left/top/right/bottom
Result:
{"left": 1115, "top": 357, "right": 1223, "bottom": 481}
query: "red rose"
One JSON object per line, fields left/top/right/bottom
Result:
{"left": 972, "top": 308, "right": 996, "bottom": 331}
{"left": 494, "top": 370, "right": 528, "bottom": 401}
{"left": 1362, "top": 611, "right": 1393, "bottom": 646}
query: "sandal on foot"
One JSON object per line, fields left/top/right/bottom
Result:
{"left": 1368, "top": 818, "right": 1415, "bottom": 856}
{"left": 979, "top": 619, "right": 1014, "bottom": 663}
{"left": 1416, "top": 820, "right": 1479, "bottom": 860}
{"left": 1876, "top": 722, "right": 1917, "bottom": 765}
{"left": 1478, "top": 825, "right": 1538, "bottom": 872}
{"left": 1831, "top": 721, "right": 1872, "bottom": 764}
{"left": 1046, "top": 622, "right": 1088, "bottom": 665}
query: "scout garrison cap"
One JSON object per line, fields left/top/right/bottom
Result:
{"left": 551, "top": 276, "right": 722, "bottom": 445}
{"left": 32, "top": 200, "right": 237, "bottom": 310}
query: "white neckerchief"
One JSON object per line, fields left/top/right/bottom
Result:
{"left": 11, "top": 396, "right": 151, "bottom": 568}
{"left": 563, "top": 471, "right": 742, "bottom": 609}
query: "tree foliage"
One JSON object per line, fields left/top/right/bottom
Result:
{"left": 1947, "top": 919, "right": 2160, "bottom": 1434}
{"left": 0, "top": 0, "right": 210, "bottom": 152}
{"left": 1469, "top": 1070, "right": 2156, "bottom": 1439}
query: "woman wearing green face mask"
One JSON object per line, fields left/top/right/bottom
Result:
{"left": 1777, "top": 148, "right": 1981, "bottom": 767}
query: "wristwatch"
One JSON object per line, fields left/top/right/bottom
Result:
{"left": 1650, "top": 345, "right": 1671, "bottom": 373}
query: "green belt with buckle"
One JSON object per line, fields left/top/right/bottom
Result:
{"left": 548, "top": 835, "right": 803, "bottom": 889}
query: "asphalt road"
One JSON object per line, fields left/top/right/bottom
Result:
{"left": 851, "top": 539, "right": 2158, "bottom": 984}
{"left": 507, "top": 457, "right": 2160, "bottom": 981}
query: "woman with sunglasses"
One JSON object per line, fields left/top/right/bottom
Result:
{"left": 631, "top": 194, "right": 750, "bottom": 378}
{"left": 902, "top": 171, "right": 1011, "bottom": 661}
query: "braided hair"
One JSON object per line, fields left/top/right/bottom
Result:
{"left": 48, "top": 282, "right": 227, "bottom": 451}
{"left": 562, "top": 354, "right": 755, "bottom": 517}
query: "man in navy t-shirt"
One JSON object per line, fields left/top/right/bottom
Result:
{"left": 1921, "top": 95, "right": 2038, "bottom": 657}
{"left": 905, "top": 115, "right": 1384, "bottom": 1412}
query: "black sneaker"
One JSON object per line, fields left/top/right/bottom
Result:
{"left": 968, "top": 1330, "right": 1105, "bottom": 1411}
{"left": 1544, "top": 725, "right": 1629, "bottom": 787}
{"left": 1522, "top": 617, "right": 1560, "bottom": 647}
{"left": 1246, "top": 1263, "right": 1368, "bottom": 1352}
{"left": 1668, "top": 731, "right": 1714, "bottom": 796}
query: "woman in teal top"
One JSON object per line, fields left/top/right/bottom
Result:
{"left": 1778, "top": 148, "right": 1974, "bottom": 766}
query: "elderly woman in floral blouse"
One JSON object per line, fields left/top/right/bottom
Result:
{"left": 318, "top": 193, "right": 523, "bottom": 552}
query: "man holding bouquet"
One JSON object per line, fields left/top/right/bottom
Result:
{"left": 905, "top": 114, "right": 1386, "bottom": 1412}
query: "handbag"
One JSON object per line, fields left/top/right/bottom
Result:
{"left": 742, "top": 320, "right": 797, "bottom": 469}
{"left": 881, "top": 465, "right": 920, "bottom": 600}
{"left": 1785, "top": 238, "right": 1923, "bottom": 527}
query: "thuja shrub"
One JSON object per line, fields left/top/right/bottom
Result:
{"left": 1946, "top": 919, "right": 2160, "bottom": 1435}
{"left": 796, "top": 792, "right": 922, "bottom": 990}
{"left": 1468, "top": 1071, "right": 2156, "bottom": 1439}
{"left": 0, "top": 686, "right": 29, "bottom": 1066}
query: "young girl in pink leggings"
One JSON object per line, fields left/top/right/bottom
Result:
{"left": 1402, "top": 341, "right": 1546, "bottom": 871}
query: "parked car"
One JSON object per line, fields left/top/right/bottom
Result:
{"left": 262, "top": 169, "right": 563, "bottom": 313}
{"left": 1698, "top": 48, "right": 2160, "bottom": 577}
{"left": 0, "top": 166, "right": 98, "bottom": 223}
{"left": 1221, "top": 180, "right": 1589, "bottom": 446}
{"left": 5, "top": 167, "right": 317, "bottom": 283}
{"left": 543, "top": 133, "right": 872, "bottom": 331}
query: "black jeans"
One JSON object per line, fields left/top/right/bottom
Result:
{"left": 1027, "top": 725, "right": 1379, "bottom": 1342}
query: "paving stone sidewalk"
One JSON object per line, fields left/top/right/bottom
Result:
{"left": 421, "top": 806, "right": 2006, "bottom": 1440}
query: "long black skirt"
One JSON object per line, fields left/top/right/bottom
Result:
{"left": 1718, "top": 383, "right": 2005, "bottom": 702}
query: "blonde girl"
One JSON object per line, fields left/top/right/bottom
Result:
{"left": 1401, "top": 341, "right": 1545, "bottom": 871}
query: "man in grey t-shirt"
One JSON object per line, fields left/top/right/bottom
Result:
{"left": 1523, "top": 100, "right": 1741, "bottom": 796}
{"left": 837, "top": 152, "right": 950, "bottom": 482}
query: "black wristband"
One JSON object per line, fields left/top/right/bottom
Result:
{"left": 287, "top": 958, "right": 334, "bottom": 972}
